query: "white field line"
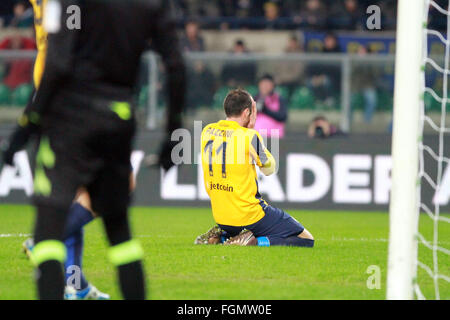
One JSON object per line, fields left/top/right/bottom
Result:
{"left": 328, "top": 237, "right": 388, "bottom": 242}
{"left": 0, "top": 233, "right": 31, "bottom": 238}
{"left": 328, "top": 237, "right": 450, "bottom": 245}
{"left": 1, "top": 234, "right": 448, "bottom": 246}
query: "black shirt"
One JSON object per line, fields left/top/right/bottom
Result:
{"left": 31, "top": 0, "right": 185, "bottom": 132}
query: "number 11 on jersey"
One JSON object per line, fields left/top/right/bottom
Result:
{"left": 204, "top": 139, "right": 227, "bottom": 178}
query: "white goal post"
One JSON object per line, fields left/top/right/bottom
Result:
{"left": 387, "top": 0, "right": 426, "bottom": 300}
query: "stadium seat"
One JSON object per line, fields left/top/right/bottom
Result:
{"left": 351, "top": 93, "right": 365, "bottom": 111}
{"left": 245, "top": 85, "right": 258, "bottom": 97}
{"left": 289, "top": 87, "right": 315, "bottom": 109}
{"left": 376, "top": 90, "right": 393, "bottom": 111}
{"left": 275, "top": 86, "right": 290, "bottom": 100}
{"left": 0, "top": 83, "right": 11, "bottom": 105}
{"left": 425, "top": 92, "right": 449, "bottom": 112}
{"left": 423, "top": 91, "right": 434, "bottom": 111}
{"left": 212, "top": 86, "right": 231, "bottom": 109}
{"left": 11, "top": 84, "right": 33, "bottom": 107}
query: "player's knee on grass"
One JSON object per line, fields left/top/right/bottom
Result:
{"left": 299, "top": 228, "right": 314, "bottom": 241}
{"left": 285, "top": 235, "right": 314, "bottom": 248}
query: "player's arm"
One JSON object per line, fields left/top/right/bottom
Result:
{"left": 250, "top": 132, "right": 276, "bottom": 176}
{"left": 151, "top": 3, "right": 186, "bottom": 134}
{"left": 28, "top": 0, "right": 79, "bottom": 117}
{"left": 150, "top": 2, "right": 186, "bottom": 171}
{"left": 1, "top": 0, "right": 78, "bottom": 166}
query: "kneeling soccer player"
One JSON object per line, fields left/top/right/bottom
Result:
{"left": 197, "top": 89, "right": 314, "bottom": 247}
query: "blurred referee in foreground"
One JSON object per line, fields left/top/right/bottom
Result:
{"left": 1, "top": 0, "right": 185, "bottom": 299}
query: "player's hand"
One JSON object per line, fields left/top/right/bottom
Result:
{"left": 1, "top": 123, "right": 38, "bottom": 166}
{"left": 248, "top": 100, "right": 257, "bottom": 129}
{"left": 158, "top": 138, "right": 178, "bottom": 171}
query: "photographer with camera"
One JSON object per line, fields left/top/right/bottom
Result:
{"left": 307, "top": 116, "right": 344, "bottom": 139}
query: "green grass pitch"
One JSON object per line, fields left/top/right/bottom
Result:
{"left": 0, "top": 204, "right": 448, "bottom": 300}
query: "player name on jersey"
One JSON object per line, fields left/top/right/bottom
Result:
{"left": 203, "top": 127, "right": 234, "bottom": 138}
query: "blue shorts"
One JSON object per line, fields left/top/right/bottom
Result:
{"left": 218, "top": 205, "right": 304, "bottom": 242}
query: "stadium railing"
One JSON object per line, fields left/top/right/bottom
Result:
{"left": 0, "top": 50, "right": 400, "bottom": 133}
{"left": 147, "top": 52, "right": 396, "bottom": 133}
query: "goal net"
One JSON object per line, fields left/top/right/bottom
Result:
{"left": 416, "top": 0, "right": 450, "bottom": 300}
{"left": 388, "top": 0, "right": 450, "bottom": 300}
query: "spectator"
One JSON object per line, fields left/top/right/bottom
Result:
{"left": 263, "top": 2, "right": 284, "bottom": 30}
{"left": 305, "top": 33, "right": 341, "bottom": 108}
{"left": 221, "top": 39, "right": 256, "bottom": 87}
{"left": 254, "top": 74, "right": 288, "bottom": 138}
{"left": 0, "top": 33, "right": 35, "bottom": 89}
{"left": 8, "top": 1, "right": 33, "bottom": 28}
{"left": 285, "top": 34, "right": 302, "bottom": 53}
{"left": 259, "top": 35, "right": 304, "bottom": 91}
{"left": 293, "top": 0, "right": 327, "bottom": 30}
{"left": 378, "top": 0, "right": 397, "bottom": 30}
{"left": 180, "top": 19, "right": 205, "bottom": 52}
{"left": 219, "top": 0, "right": 240, "bottom": 17}
{"left": 322, "top": 32, "right": 341, "bottom": 53}
{"left": 232, "top": 39, "right": 248, "bottom": 54}
{"left": 307, "top": 116, "right": 344, "bottom": 139}
{"left": 352, "top": 44, "right": 380, "bottom": 123}
{"left": 219, "top": 0, "right": 264, "bottom": 18}
{"left": 186, "top": 61, "right": 215, "bottom": 111}
{"left": 328, "top": 0, "right": 363, "bottom": 30}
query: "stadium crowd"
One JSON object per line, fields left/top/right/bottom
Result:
{"left": 1, "top": 0, "right": 399, "bottom": 30}
{"left": 0, "top": 0, "right": 443, "bottom": 132}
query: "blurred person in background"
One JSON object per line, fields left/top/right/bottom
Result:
{"left": 254, "top": 74, "right": 287, "bottom": 138}
{"left": 8, "top": 1, "right": 34, "bottom": 28}
{"left": 305, "top": 32, "right": 341, "bottom": 108}
{"left": 322, "top": 32, "right": 341, "bottom": 53}
{"left": 263, "top": 2, "right": 284, "bottom": 30}
{"left": 352, "top": 44, "right": 380, "bottom": 123}
{"left": 186, "top": 61, "right": 215, "bottom": 111}
{"left": 259, "top": 35, "right": 304, "bottom": 93}
{"left": 180, "top": 19, "right": 205, "bottom": 52}
{"left": 221, "top": 39, "right": 256, "bottom": 87}
{"left": 293, "top": 0, "right": 327, "bottom": 30}
{"left": 285, "top": 34, "right": 303, "bottom": 53}
{"left": 307, "top": 116, "right": 344, "bottom": 139}
{"left": 0, "top": 33, "right": 35, "bottom": 90}
{"left": 328, "top": 0, "right": 363, "bottom": 30}
{"left": 219, "top": 0, "right": 264, "bottom": 18}
{"left": 377, "top": 0, "right": 397, "bottom": 30}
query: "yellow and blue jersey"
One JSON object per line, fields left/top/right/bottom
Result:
{"left": 201, "top": 120, "right": 276, "bottom": 227}
{"left": 29, "top": 0, "right": 48, "bottom": 88}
